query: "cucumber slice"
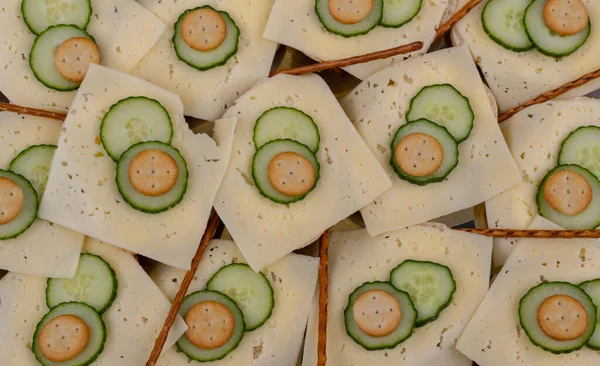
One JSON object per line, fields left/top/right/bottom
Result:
{"left": 253, "top": 107, "right": 320, "bottom": 153}
{"left": 579, "top": 279, "right": 600, "bottom": 350}
{"left": 390, "top": 119, "right": 459, "bottom": 185}
{"left": 482, "top": 0, "right": 534, "bottom": 52}
{"left": 406, "top": 84, "right": 474, "bottom": 143}
{"left": 116, "top": 141, "right": 188, "bottom": 214}
{"left": 519, "top": 281, "right": 597, "bottom": 354}
{"left": 524, "top": 0, "right": 591, "bottom": 58}
{"left": 315, "top": 0, "right": 383, "bottom": 37}
{"left": 381, "top": 0, "right": 422, "bottom": 28}
{"left": 252, "top": 139, "right": 320, "bottom": 204}
{"left": 173, "top": 6, "right": 240, "bottom": 71}
{"left": 389, "top": 260, "right": 456, "bottom": 327}
{"left": 46, "top": 253, "right": 118, "bottom": 314}
{"left": 0, "top": 170, "right": 38, "bottom": 240}
{"left": 32, "top": 302, "right": 106, "bottom": 366}
{"left": 22, "top": 0, "right": 92, "bottom": 35}
{"left": 536, "top": 165, "right": 600, "bottom": 230}
{"left": 29, "top": 25, "right": 96, "bottom": 92}
{"left": 9, "top": 144, "right": 57, "bottom": 199}
{"left": 100, "top": 97, "right": 173, "bottom": 162}
{"left": 344, "top": 281, "right": 417, "bottom": 350}
{"left": 558, "top": 126, "right": 600, "bottom": 179}
{"left": 177, "top": 290, "right": 245, "bottom": 362}
{"left": 207, "top": 263, "right": 274, "bottom": 331}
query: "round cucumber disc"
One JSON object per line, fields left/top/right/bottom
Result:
{"left": 10, "top": 144, "right": 57, "bottom": 199}
{"left": 558, "top": 126, "right": 600, "bottom": 179}
{"left": 253, "top": 107, "right": 320, "bottom": 152}
{"left": 22, "top": 0, "right": 92, "bottom": 35}
{"left": 579, "top": 279, "right": 600, "bottom": 350}
{"left": 482, "top": 0, "right": 534, "bottom": 52}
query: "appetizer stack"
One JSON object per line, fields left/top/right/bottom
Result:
{"left": 0, "top": 0, "right": 599, "bottom": 366}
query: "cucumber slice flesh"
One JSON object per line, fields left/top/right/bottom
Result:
{"left": 519, "top": 282, "right": 597, "bottom": 354}
{"left": 482, "top": 0, "right": 533, "bottom": 52}
{"left": 390, "top": 119, "right": 459, "bottom": 185}
{"left": 406, "top": 84, "right": 474, "bottom": 142}
{"left": 536, "top": 165, "right": 600, "bottom": 230}
{"left": 46, "top": 253, "right": 118, "bottom": 314}
{"left": 558, "top": 126, "right": 600, "bottom": 179}
{"left": 173, "top": 6, "right": 240, "bottom": 71}
{"left": 100, "top": 97, "right": 173, "bottom": 162}
{"left": 252, "top": 139, "right": 320, "bottom": 204}
{"left": 22, "top": 0, "right": 92, "bottom": 35}
{"left": 254, "top": 107, "right": 320, "bottom": 152}
{"left": 10, "top": 144, "right": 57, "bottom": 199}
{"left": 381, "top": 0, "right": 422, "bottom": 28}
{"left": 177, "top": 290, "right": 245, "bottom": 362}
{"left": 33, "top": 302, "right": 106, "bottom": 366}
{"left": 0, "top": 170, "right": 38, "bottom": 240}
{"left": 345, "top": 281, "right": 416, "bottom": 350}
{"left": 315, "top": 0, "right": 383, "bottom": 37}
{"left": 207, "top": 263, "right": 274, "bottom": 331}
{"left": 116, "top": 141, "right": 188, "bottom": 214}
{"left": 390, "top": 260, "right": 456, "bottom": 327}
{"left": 29, "top": 25, "right": 95, "bottom": 92}
{"left": 579, "top": 279, "right": 600, "bottom": 350}
{"left": 524, "top": 0, "right": 591, "bottom": 58}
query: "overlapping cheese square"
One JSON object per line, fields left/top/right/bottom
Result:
{"left": 0, "top": 237, "right": 187, "bottom": 366}
{"left": 456, "top": 218, "right": 600, "bottom": 366}
{"left": 302, "top": 225, "right": 492, "bottom": 366}
{"left": 263, "top": 0, "right": 452, "bottom": 80}
{"left": 486, "top": 98, "right": 600, "bottom": 268}
{"left": 0, "top": 111, "right": 84, "bottom": 278}
{"left": 0, "top": 0, "right": 166, "bottom": 112}
{"left": 214, "top": 73, "right": 392, "bottom": 271}
{"left": 341, "top": 45, "right": 520, "bottom": 237}
{"left": 152, "top": 239, "right": 319, "bottom": 366}
{"left": 133, "top": 0, "right": 277, "bottom": 121}
{"left": 38, "top": 64, "right": 236, "bottom": 270}
{"left": 452, "top": 0, "right": 600, "bottom": 113}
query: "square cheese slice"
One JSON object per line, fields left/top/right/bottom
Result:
{"left": 263, "top": 0, "right": 452, "bottom": 80}
{"left": 38, "top": 64, "right": 236, "bottom": 270}
{"left": 302, "top": 224, "right": 492, "bottom": 366}
{"left": 485, "top": 98, "right": 600, "bottom": 268}
{"left": 151, "top": 239, "right": 319, "bottom": 366}
{"left": 133, "top": 0, "right": 278, "bottom": 121}
{"left": 0, "top": 0, "right": 166, "bottom": 113}
{"left": 0, "top": 237, "right": 187, "bottom": 366}
{"left": 0, "top": 111, "right": 84, "bottom": 278}
{"left": 456, "top": 225, "right": 600, "bottom": 366}
{"left": 214, "top": 73, "right": 392, "bottom": 271}
{"left": 341, "top": 45, "right": 520, "bottom": 237}
{"left": 452, "top": 0, "right": 600, "bottom": 113}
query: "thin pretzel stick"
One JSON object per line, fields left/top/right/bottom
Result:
{"left": 457, "top": 228, "right": 600, "bottom": 238}
{"left": 317, "top": 231, "right": 329, "bottom": 366}
{"left": 498, "top": 68, "right": 600, "bottom": 122}
{"left": 146, "top": 211, "right": 221, "bottom": 366}
{"left": 0, "top": 102, "right": 67, "bottom": 121}
{"left": 433, "top": 0, "right": 483, "bottom": 43}
{"left": 270, "top": 41, "right": 424, "bottom": 77}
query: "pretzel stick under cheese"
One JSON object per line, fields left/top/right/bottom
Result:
{"left": 317, "top": 231, "right": 330, "bottom": 366}
{"left": 457, "top": 228, "right": 600, "bottom": 238}
{"left": 0, "top": 102, "right": 67, "bottom": 121}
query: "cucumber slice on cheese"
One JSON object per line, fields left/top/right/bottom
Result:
{"left": 100, "top": 97, "right": 173, "bottom": 162}
{"left": 524, "top": 0, "right": 590, "bottom": 58}
{"left": 345, "top": 281, "right": 416, "bottom": 350}
{"left": 177, "top": 290, "right": 245, "bottom": 362}
{"left": 315, "top": 0, "right": 383, "bottom": 37}
{"left": 558, "top": 126, "right": 600, "bottom": 179}
{"left": 390, "top": 260, "right": 456, "bottom": 327}
{"left": 519, "top": 282, "right": 597, "bottom": 354}
{"left": 381, "top": 0, "right": 422, "bottom": 28}
{"left": 32, "top": 302, "right": 106, "bottom": 366}
{"left": 10, "top": 144, "right": 57, "bottom": 199}
{"left": 254, "top": 107, "right": 320, "bottom": 153}
{"left": 22, "top": 0, "right": 92, "bottom": 35}
{"left": 0, "top": 170, "right": 38, "bottom": 240}
{"left": 46, "top": 253, "right": 118, "bottom": 314}
{"left": 579, "top": 279, "right": 600, "bottom": 350}
{"left": 29, "top": 25, "right": 96, "bottom": 92}
{"left": 207, "top": 263, "right": 274, "bottom": 331}
{"left": 482, "top": 0, "right": 534, "bottom": 52}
